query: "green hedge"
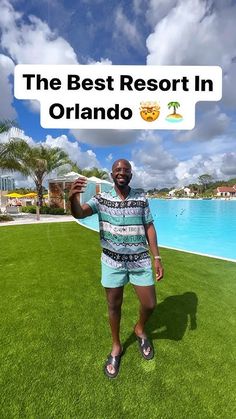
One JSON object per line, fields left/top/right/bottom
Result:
{"left": 0, "top": 214, "right": 14, "bottom": 222}
{"left": 21, "top": 206, "right": 67, "bottom": 215}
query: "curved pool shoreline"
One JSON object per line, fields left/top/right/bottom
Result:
{"left": 76, "top": 218, "right": 236, "bottom": 263}
{"left": 77, "top": 199, "right": 236, "bottom": 262}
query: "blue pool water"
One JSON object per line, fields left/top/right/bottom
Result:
{"left": 78, "top": 199, "right": 236, "bottom": 261}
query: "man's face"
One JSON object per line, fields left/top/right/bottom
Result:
{"left": 111, "top": 160, "right": 132, "bottom": 188}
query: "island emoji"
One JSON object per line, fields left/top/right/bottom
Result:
{"left": 166, "top": 101, "right": 183, "bottom": 122}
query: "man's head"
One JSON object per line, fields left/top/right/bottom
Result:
{"left": 111, "top": 159, "right": 132, "bottom": 189}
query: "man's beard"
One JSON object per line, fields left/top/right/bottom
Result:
{"left": 114, "top": 178, "right": 130, "bottom": 188}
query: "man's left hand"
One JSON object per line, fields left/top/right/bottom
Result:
{"left": 154, "top": 260, "right": 164, "bottom": 282}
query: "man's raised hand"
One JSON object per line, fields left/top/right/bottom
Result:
{"left": 69, "top": 177, "right": 87, "bottom": 202}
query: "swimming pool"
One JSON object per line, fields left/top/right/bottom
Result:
{"left": 77, "top": 199, "right": 236, "bottom": 261}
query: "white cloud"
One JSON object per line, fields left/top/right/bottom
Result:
{"left": 132, "top": 143, "right": 177, "bottom": 171}
{"left": 3, "top": 130, "right": 235, "bottom": 191}
{"left": 132, "top": 132, "right": 177, "bottom": 170}
{"left": 0, "top": 1, "right": 78, "bottom": 64}
{"left": 44, "top": 134, "right": 100, "bottom": 169}
{"left": 132, "top": 0, "right": 144, "bottom": 15}
{"left": 70, "top": 129, "right": 139, "bottom": 146}
{"left": 223, "top": 64, "right": 236, "bottom": 108}
{"left": 147, "top": 0, "right": 220, "bottom": 66}
{"left": 0, "top": 128, "right": 38, "bottom": 188}
{"left": 176, "top": 106, "right": 231, "bottom": 142}
{"left": 1, "top": 131, "right": 101, "bottom": 188}
{"left": 221, "top": 153, "right": 236, "bottom": 176}
{"left": 106, "top": 153, "right": 113, "bottom": 162}
{"left": 146, "top": 0, "right": 177, "bottom": 26}
{"left": 129, "top": 151, "right": 235, "bottom": 191}
{"left": 0, "top": 54, "right": 17, "bottom": 120}
{"left": 113, "top": 6, "right": 143, "bottom": 50}
{"left": 87, "top": 58, "right": 112, "bottom": 65}
{"left": 13, "top": 173, "right": 35, "bottom": 189}
{"left": 137, "top": 130, "right": 163, "bottom": 144}
{"left": 129, "top": 130, "right": 236, "bottom": 189}
{"left": 129, "top": 160, "right": 178, "bottom": 190}
{"left": 0, "top": 0, "right": 78, "bottom": 119}
{"left": 0, "top": 0, "right": 112, "bottom": 117}
{"left": 174, "top": 153, "right": 236, "bottom": 186}
{"left": 0, "top": 0, "right": 112, "bottom": 67}
{"left": 129, "top": 134, "right": 178, "bottom": 189}
{"left": 175, "top": 155, "right": 208, "bottom": 185}
{"left": 146, "top": 0, "right": 236, "bottom": 107}
{"left": 0, "top": 127, "right": 34, "bottom": 145}
{"left": 11, "top": 127, "right": 35, "bottom": 145}
{"left": 145, "top": 0, "right": 236, "bottom": 157}
{"left": 24, "top": 100, "right": 40, "bottom": 113}
{"left": 170, "top": 132, "right": 236, "bottom": 162}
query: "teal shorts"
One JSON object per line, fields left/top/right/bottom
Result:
{"left": 101, "top": 261, "right": 154, "bottom": 288}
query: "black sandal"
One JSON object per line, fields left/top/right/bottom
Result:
{"left": 136, "top": 336, "right": 154, "bottom": 360}
{"left": 104, "top": 352, "right": 122, "bottom": 379}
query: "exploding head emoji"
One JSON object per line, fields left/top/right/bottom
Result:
{"left": 140, "top": 101, "right": 160, "bottom": 122}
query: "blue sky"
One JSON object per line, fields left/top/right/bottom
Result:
{"left": 0, "top": 0, "right": 236, "bottom": 189}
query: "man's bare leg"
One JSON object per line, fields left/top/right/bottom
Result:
{"left": 133, "top": 285, "right": 156, "bottom": 356}
{"left": 105, "top": 287, "right": 124, "bottom": 374}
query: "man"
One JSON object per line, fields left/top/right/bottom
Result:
{"left": 69, "top": 159, "right": 164, "bottom": 379}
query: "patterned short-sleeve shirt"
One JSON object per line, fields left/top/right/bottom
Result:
{"left": 87, "top": 187, "right": 153, "bottom": 269}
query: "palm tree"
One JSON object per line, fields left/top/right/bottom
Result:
{"left": 56, "top": 162, "right": 83, "bottom": 177}
{"left": 0, "top": 138, "right": 72, "bottom": 207}
{"left": 198, "top": 174, "right": 214, "bottom": 193}
{"left": 0, "top": 120, "right": 15, "bottom": 167}
{"left": 0, "top": 120, "right": 15, "bottom": 134}
{"left": 81, "top": 167, "right": 109, "bottom": 180}
{"left": 0, "top": 121, "right": 16, "bottom": 203}
{"left": 167, "top": 101, "right": 180, "bottom": 115}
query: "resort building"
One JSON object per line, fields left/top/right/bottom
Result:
{"left": 0, "top": 175, "right": 15, "bottom": 191}
{"left": 168, "top": 187, "right": 195, "bottom": 197}
{"left": 216, "top": 185, "right": 236, "bottom": 198}
{"left": 48, "top": 172, "right": 112, "bottom": 211}
{"left": 183, "top": 187, "right": 195, "bottom": 197}
{"left": 168, "top": 188, "right": 177, "bottom": 197}
{"left": 0, "top": 175, "right": 16, "bottom": 207}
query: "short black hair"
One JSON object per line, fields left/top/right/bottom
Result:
{"left": 112, "top": 159, "right": 132, "bottom": 171}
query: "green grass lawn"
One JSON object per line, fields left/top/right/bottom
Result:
{"left": 0, "top": 221, "right": 236, "bottom": 419}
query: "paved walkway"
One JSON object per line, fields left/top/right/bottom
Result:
{"left": 0, "top": 213, "right": 75, "bottom": 227}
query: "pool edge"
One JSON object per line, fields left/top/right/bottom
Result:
{"left": 76, "top": 220, "right": 236, "bottom": 264}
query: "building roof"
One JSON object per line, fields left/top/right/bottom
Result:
{"left": 63, "top": 171, "right": 84, "bottom": 178}
{"left": 217, "top": 186, "right": 236, "bottom": 192}
{"left": 48, "top": 172, "right": 112, "bottom": 184}
{"left": 88, "top": 176, "right": 112, "bottom": 184}
{"left": 48, "top": 172, "right": 86, "bottom": 182}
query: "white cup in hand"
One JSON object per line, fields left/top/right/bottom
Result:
{"left": 80, "top": 177, "right": 87, "bottom": 193}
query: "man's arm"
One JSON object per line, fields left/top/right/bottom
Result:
{"left": 68, "top": 178, "right": 93, "bottom": 219}
{"left": 144, "top": 222, "right": 164, "bottom": 281}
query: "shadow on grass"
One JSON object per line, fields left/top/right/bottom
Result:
{"left": 123, "top": 291, "right": 198, "bottom": 353}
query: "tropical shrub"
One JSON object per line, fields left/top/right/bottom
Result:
{"left": 0, "top": 214, "right": 14, "bottom": 222}
{"left": 21, "top": 205, "right": 66, "bottom": 215}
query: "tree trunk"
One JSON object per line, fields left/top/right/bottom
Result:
{"left": 36, "top": 181, "right": 43, "bottom": 207}
{"left": 35, "top": 181, "right": 43, "bottom": 221}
